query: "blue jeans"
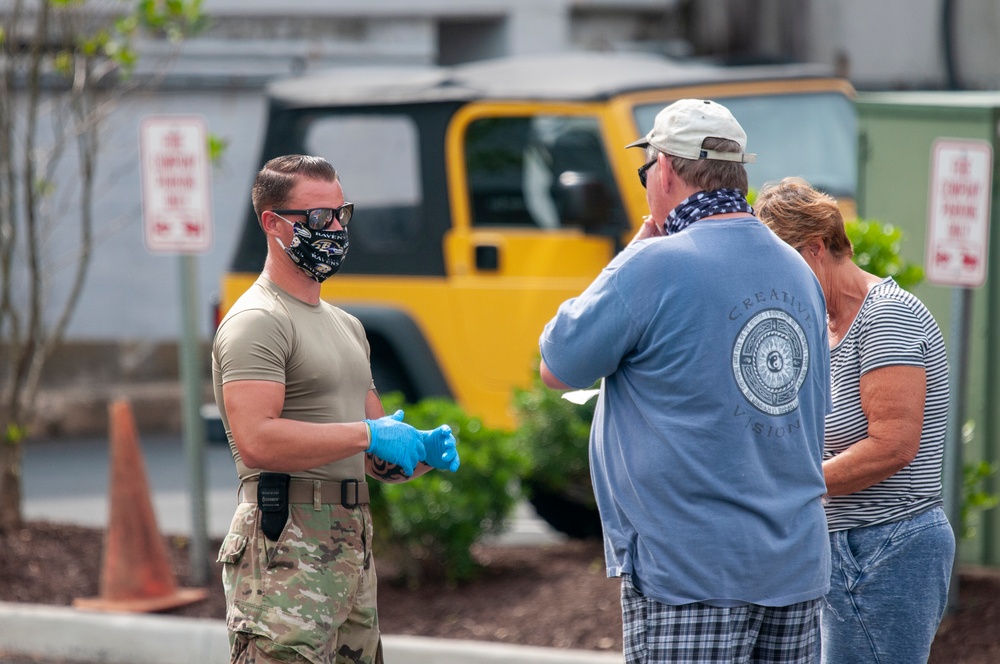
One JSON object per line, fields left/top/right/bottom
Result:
{"left": 822, "top": 506, "right": 955, "bottom": 664}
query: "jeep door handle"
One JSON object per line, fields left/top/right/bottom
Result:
{"left": 475, "top": 244, "right": 499, "bottom": 271}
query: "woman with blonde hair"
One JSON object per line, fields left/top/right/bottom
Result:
{"left": 756, "top": 176, "right": 954, "bottom": 663}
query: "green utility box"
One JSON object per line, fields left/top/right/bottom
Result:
{"left": 856, "top": 91, "right": 1000, "bottom": 567}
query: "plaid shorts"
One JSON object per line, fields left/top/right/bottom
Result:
{"left": 621, "top": 574, "right": 821, "bottom": 664}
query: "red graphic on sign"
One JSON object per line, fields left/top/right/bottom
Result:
{"left": 164, "top": 130, "right": 184, "bottom": 150}
{"left": 140, "top": 116, "right": 213, "bottom": 254}
{"left": 925, "top": 139, "right": 992, "bottom": 288}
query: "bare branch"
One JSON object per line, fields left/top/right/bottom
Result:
{"left": 1, "top": 0, "right": 209, "bottom": 531}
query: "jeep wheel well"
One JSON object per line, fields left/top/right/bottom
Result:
{"left": 368, "top": 334, "right": 418, "bottom": 403}
{"left": 344, "top": 306, "right": 453, "bottom": 406}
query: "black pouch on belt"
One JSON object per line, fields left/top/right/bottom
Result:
{"left": 257, "top": 472, "right": 290, "bottom": 541}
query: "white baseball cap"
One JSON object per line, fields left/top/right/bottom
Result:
{"left": 625, "top": 98, "right": 756, "bottom": 164}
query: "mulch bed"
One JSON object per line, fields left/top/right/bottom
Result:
{"left": 1, "top": 521, "right": 998, "bottom": 662}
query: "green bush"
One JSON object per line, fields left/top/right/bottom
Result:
{"left": 370, "top": 394, "right": 529, "bottom": 586}
{"left": 512, "top": 371, "right": 595, "bottom": 499}
{"left": 510, "top": 367, "right": 602, "bottom": 538}
{"left": 962, "top": 460, "right": 999, "bottom": 539}
{"left": 959, "top": 421, "right": 1000, "bottom": 540}
{"left": 846, "top": 218, "right": 924, "bottom": 290}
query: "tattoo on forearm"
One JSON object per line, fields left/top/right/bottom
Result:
{"left": 368, "top": 454, "right": 408, "bottom": 481}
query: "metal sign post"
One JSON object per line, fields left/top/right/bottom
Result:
{"left": 925, "top": 138, "right": 993, "bottom": 612}
{"left": 139, "top": 115, "right": 213, "bottom": 586}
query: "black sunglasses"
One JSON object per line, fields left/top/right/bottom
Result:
{"left": 272, "top": 203, "right": 354, "bottom": 230}
{"left": 637, "top": 158, "right": 657, "bottom": 189}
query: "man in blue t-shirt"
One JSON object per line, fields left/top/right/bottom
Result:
{"left": 539, "top": 99, "right": 832, "bottom": 664}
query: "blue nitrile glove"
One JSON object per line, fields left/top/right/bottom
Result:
{"left": 420, "top": 424, "right": 460, "bottom": 472}
{"left": 364, "top": 410, "right": 426, "bottom": 476}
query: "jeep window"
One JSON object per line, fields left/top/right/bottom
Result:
{"left": 464, "top": 115, "right": 627, "bottom": 232}
{"left": 305, "top": 114, "right": 421, "bottom": 252}
{"left": 633, "top": 92, "right": 857, "bottom": 199}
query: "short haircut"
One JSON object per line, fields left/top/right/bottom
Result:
{"left": 755, "top": 176, "right": 853, "bottom": 260}
{"left": 251, "top": 155, "right": 340, "bottom": 221}
{"left": 648, "top": 137, "right": 749, "bottom": 195}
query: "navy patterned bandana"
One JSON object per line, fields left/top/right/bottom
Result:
{"left": 664, "top": 188, "right": 753, "bottom": 235}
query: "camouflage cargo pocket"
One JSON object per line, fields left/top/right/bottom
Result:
{"left": 218, "top": 504, "right": 261, "bottom": 628}
{"left": 217, "top": 532, "right": 248, "bottom": 565}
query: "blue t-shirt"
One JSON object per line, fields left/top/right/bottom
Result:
{"left": 540, "top": 216, "right": 832, "bottom": 607}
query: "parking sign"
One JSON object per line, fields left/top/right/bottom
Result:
{"left": 139, "top": 116, "right": 213, "bottom": 254}
{"left": 925, "top": 138, "right": 993, "bottom": 288}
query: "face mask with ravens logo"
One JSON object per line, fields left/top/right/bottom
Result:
{"left": 275, "top": 215, "right": 349, "bottom": 283}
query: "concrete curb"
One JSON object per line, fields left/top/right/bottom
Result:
{"left": 0, "top": 602, "right": 623, "bottom": 664}
{"left": 382, "top": 636, "right": 622, "bottom": 663}
{"left": 0, "top": 602, "right": 226, "bottom": 663}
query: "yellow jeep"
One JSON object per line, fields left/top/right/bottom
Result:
{"left": 220, "top": 52, "right": 856, "bottom": 429}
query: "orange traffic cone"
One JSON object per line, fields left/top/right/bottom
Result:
{"left": 73, "top": 398, "right": 207, "bottom": 612}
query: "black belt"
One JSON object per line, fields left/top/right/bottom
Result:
{"left": 238, "top": 478, "right": 369, "bottom": 508}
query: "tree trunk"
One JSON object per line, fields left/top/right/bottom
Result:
{"left": 0, "top": 0, "right": 207, "bottom": 534}
{"left": 0, "top": 436, "right": 24, "bottom": 532}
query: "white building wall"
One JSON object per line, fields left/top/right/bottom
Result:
{"left": 13, "top": 0, "right": 999, "bottom": 349}
{"left": 807, "top": 0, "right": 947, "bottom": 89}
{"left": 953, "top": 0, "right": 1000, "bottom": 89}
{"left": 800, "top": 0, "right": 1000, "bottom": 90}
{"left": 18, "top": 89, "right": 268, "bottom": 343}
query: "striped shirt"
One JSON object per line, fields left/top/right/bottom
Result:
{"left": 824, "top": 277, "right": 949, "bottom": 531}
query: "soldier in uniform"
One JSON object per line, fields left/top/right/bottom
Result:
{"left": 212, "top": 154, "right": 459, "bottom": 664}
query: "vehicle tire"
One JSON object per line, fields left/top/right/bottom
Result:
{"left": 525, "top": 479, "right": 603, "bottom": 539}
{"left": 370, "top": 348, "right": 417, "bottom": 403}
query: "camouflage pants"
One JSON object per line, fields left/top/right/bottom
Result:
{"left": 217, "top": 502, "right": 383, "bottom": 664}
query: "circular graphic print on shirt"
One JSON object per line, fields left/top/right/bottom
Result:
{"left": 732, "top": 308, "right": 809, "bottom": 415}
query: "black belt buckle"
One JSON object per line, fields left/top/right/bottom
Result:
{"left": 341, "top": 479, "right": 360, "bottom": 508}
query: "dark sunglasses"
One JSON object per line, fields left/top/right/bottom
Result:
{"left": 637, "top": 158, "right": 657, "bottom": 189}
{"left": 272, "top": 203, "right": 354, "bottom": 230}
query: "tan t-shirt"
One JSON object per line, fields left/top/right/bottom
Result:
{"left": 211, "top": 276, "right": 372, "bottom": 482}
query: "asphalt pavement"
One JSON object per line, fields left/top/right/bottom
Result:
{"left": 7, "top": 434, "right": 621, "bottom": 664}
{"left": 22, "top": 433, "right": 239, "bottom": 538}
{"left": 22, "top": 433, "right": 568, "bottom": 544}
